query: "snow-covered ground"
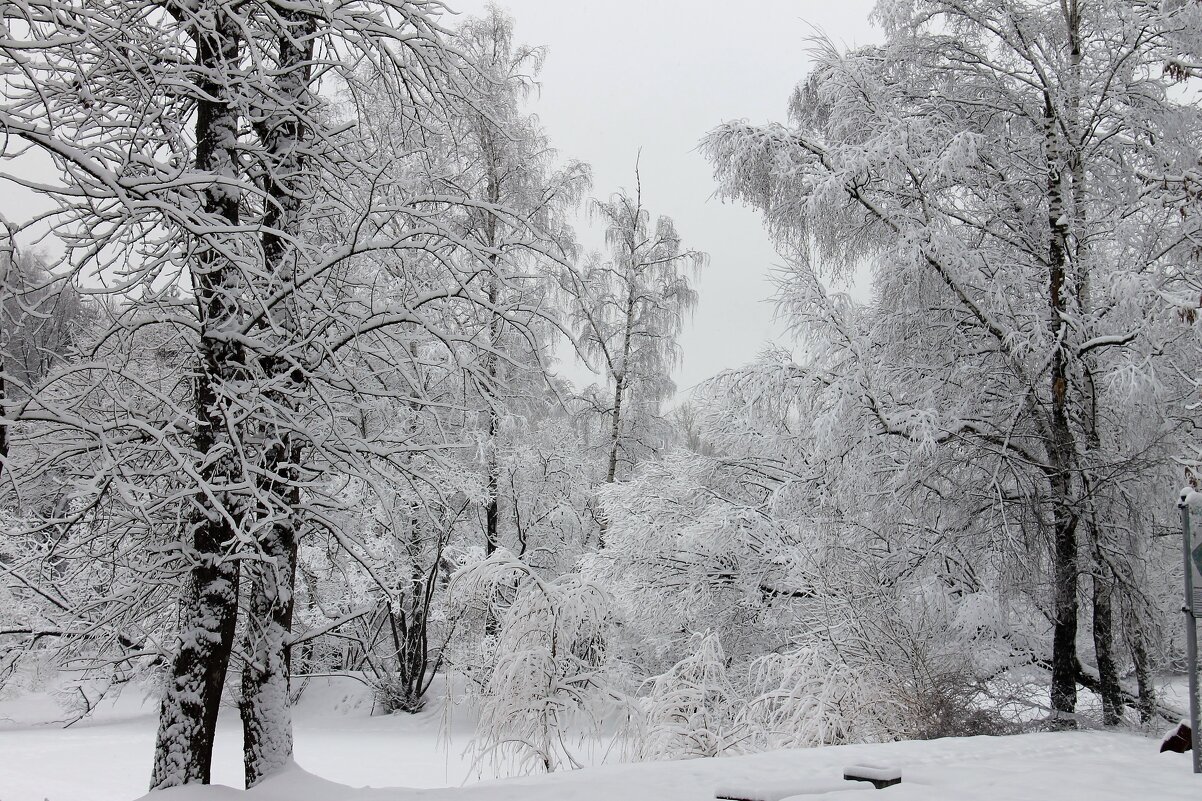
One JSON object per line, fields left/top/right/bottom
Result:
{"left": 1, "top": 678, "right": 1199, "bottom": 801}
{"left": 140, "top": 732, "right": 1202, "bottom": 801}
{"left": 0, "top": 677, "right": 485, "bottom": 800}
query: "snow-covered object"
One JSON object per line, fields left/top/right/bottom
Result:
{"left": 700, "top": 0, "right": 1199, "bottom": 732}
{"left": 638, "top": 633, "right": 738, "bottom": 760}
{"left": 1160, "top": 721, "right": 1193, "bottom": 754}
{"left": 562, "top": 186, "right": 705, "bottom": 485}
{"left": 843, "top": 763, "right": 902, "bottom": 787}
{"left": 0, "top": 0, "right": 587, "bottom": 788}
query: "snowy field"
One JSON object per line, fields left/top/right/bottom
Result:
{"left": 0, "top": 679, "right": 482, "bottom": 800}
{"left": 1, "top": 678, "right": 1200, "bottom": 801}
{"left": 168, "top": 734, "right": 1202, "bottom": 801}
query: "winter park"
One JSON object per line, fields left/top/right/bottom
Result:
{"left": 5, "top": 0, "right": 1202, "bottom": 798}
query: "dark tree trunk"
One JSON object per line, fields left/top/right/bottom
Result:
{"left": 151, "top": 3, "right": 247, "bottom": 788}
{"left": 1044, "top": 88, "right": 1080, "bottom": 730}
{"left": 1048, "top": 471, "right": 1079, "bottom": 728}
{"left": 1124, "top": 598, "right": 1157, "bottom": 724}
{"left": 240, "top": 481, "right": 300, "bottom": 785}
{"left": 1091, "top": 557, "right": 1123, "bottom": 726}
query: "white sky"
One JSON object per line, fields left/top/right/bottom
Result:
{"left": 447, "top": 0, "right": 881, "bottom": 395}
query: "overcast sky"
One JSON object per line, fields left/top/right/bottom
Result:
{"left": 448, "top": 0, "right": 881, "bottom": 395}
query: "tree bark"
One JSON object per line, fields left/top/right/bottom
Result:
{"left": 239, "top": 6, "right": 315, "bottom": 787}
{"left": 485, "top": 273, "right": 501, "bottom": 561}
{"left": 1124, "top": 597, "right": 1157, "bottom": 724}
{"left": 482, "top": 154, "right": 502, "bottom": 634}
{"left": 1044, "top": 87, "right": 1080, "bottom": 730}
{"left": 240, "top": 484, "right": 300, "bottom": 786}
{"left": 1060, "top": 0, "right": 1122, "bottom": 727}
{"left": 1091, "top": 554, "right": 1123, "bottom": 726}
{"left": 598, "top": 272, "right": 638, "bottom": 547}
{"left": 151, "top": 3, "right": 247, "bottom": 788}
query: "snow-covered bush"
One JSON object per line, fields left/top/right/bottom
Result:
{"left": 637, "top": 633, "right": 740, "bottom": 760}
{"left": 593, "top": 442, "right": 1039, "bottom": 753}
{"left": 451, "top": 550, "right": 632, "bottom": 773}
{"left": 740, "top": 644, "right": 881, "bottom": 748}
{"left": 588, "top": 452, "right": 814, "bottom": 673}
{"left": 735, "top": 589, "right": 1022, "bottom": 749}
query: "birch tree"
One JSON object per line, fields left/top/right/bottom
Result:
{"left": 449, "top": 7, "right": 588, "bottom": 561}
{"left": 562, "top": 178, "right": 704, "bottom": 541}
{"left": 703, "top": 0, "right": 1201, "bottom": 726}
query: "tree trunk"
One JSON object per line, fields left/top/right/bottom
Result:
{"left": 151, "top": 3, "right": 246, "bottom": 788}
{"left": 1048, "top": 469, "right": 1079, "bottom": 728}
{"left": 240, "top": 485, "right": 300, "bottom": 785}
{"left": 0, "top": 244, "right": 10, "bottom": 481}
{"left": 1091, "top": 555, "right": 1123, "bottom": 726}
{"left": 604, "top": 364, "right": 627, "bottom": 488}
{"left": 239, "top": 6, "right": 315, "bottom": 787}
{"left": 1061, "top": 1, "right": 1121, "bottom": 726}
{"left": 484, "top": 385, "right": 500, "bottom": 638}
{"left": 598, "top": 278, "right": 638, "bottom": 547}
{"left": 1044, "top": 88, "right": 1080, "bottom": 730}
{"left": 485, "top": 273, "right": 501, "bottom": 560}
{"left": 1124, "top": 597, "right": 1157, "bottom": 724}
{"left": 482, "top": 154, "right": 502, "bottom": 633}
{"left": 151, "top": 546, "right": 241, "bottom": 788}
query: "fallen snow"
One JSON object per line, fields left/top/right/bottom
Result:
{"left": 2, "top": 678, "right": 1200, "bottom": 801}
{"left": 0, "top": 678, "right": 482, "bottom": 800}
{"left": 131, "top": 732, "right": 1201, "bottom": 801}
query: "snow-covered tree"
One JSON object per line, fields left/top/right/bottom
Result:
{"left": 0, "top": 0, "right": 577, "bottom": 787}
{"left": 451, "top": 549, "right": 629, "bottom": 774}
{"left": 702, "top": 0, "right": 1201, "bottom": 727}
{"left": 561, "top": 177, "right": 704, "bottom": 541}
{"left": 446, "top": 7, "right": 589, "bottom": 562}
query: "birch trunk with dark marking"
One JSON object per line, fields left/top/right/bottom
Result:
{"left": 597, "top": 255, "right": 639, "bottom": 548}
{"left": 484, "top": 262, "right": 501, "bottom": 559}
{"left": 0, "top": 355, "right": 8, "bottom": 481}
{"left": 605, "top": 287, "right": 637, "bottom": 489}
{"left": 1063, "top": 0, "right": 1122, "bottom": 726}
{"left": 0, "top": 242, "right": 11, "bottom": 481}
{"left": 482, "top": 157, "right": 502, "bottom": 635}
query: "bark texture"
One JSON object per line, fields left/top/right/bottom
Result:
{"left": 151, "top": 2, "right": 247, "bottom": 788}
{"left": 1044, "top": 87, "right": 1080, "bottom": 729}
{"left": 240, "top": 6, "right": 315, "bottom": 786}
